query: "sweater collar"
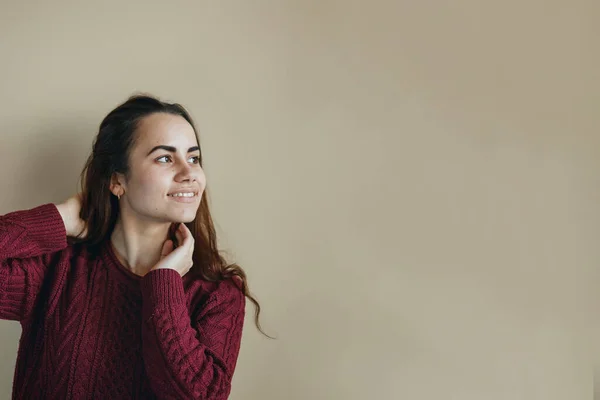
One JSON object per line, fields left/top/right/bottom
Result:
{"left": 102, "top": 238, "right": 143, "bottom": 288}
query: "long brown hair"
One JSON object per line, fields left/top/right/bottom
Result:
{"left": 72, "top": 93, "right": 269, "bottom": 337}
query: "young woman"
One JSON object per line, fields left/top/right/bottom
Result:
{"left": 0, "top": 94, "right": 264, "bottom": 399}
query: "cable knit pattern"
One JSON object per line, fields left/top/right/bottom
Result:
{"left": 0, "top": 203, "right": 246, "bottom": 399}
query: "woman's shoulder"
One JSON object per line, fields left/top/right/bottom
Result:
{"left": 65, "top": 239, "right": 104, "bottom": 264}
{"left": 35, "top": 238, "right": 97, "bottom": 268}
{"left": 37, "top": 240, "right": 107, "bottom": 282}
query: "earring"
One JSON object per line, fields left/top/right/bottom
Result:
{"left": 117, "top": 193, "right": 121, "bottom": 200}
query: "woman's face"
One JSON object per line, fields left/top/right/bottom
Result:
{"left": 114, "top": 112, "right": 206, "bottom": 224}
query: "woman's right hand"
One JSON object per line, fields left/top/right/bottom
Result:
{"left": 56, "top": 193, "right": 87, "bottom": 238}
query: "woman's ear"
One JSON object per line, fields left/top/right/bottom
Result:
{"left": 109, "top": 173, "right": 126, "bottom": 197}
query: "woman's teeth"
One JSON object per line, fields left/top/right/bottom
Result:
{"left": 169, "top": 193, "right": 195, "bottom": 197}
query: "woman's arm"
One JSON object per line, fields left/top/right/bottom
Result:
{"left": 0, "top": 203, "right": 68, "bottom": 321}
{"left": 140, "top": 271, "right": 245, "bottom": 400}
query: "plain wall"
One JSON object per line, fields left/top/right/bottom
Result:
{"left": 0, "top": 1, "right": 598, "bottom": 399}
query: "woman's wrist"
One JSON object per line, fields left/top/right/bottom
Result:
{"left": 54, "top": 203, "right": 72, "bottom": 237}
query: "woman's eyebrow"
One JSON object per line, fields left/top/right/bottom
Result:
{"left": 147, "top": 145, "right": 200, "bottom": 156}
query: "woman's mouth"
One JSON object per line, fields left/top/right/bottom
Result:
{"left": 167, "top": 192, "right": 199, "bottom": 203}
{"left": 168, "top": 192, "right": 197, "bottom": 197}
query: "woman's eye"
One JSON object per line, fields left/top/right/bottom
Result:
{"left": 156, "top": 155, "right": 200, "bottom": 164}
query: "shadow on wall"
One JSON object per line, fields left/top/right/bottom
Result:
{"left": 596, "top": 368, "right": 600, "bottom": 400}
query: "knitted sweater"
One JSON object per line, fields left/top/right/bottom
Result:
{"left": 0, "top": 203, "right": 245, "bottom": 399}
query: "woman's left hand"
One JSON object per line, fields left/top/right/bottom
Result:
{"left": 151, "top": 223, "right": 194, "bottom": 276}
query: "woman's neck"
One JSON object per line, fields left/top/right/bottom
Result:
{"left": 109, "top": 214, "right": 172, "bottom": 277}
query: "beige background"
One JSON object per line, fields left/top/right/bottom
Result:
{"left": 0, "top": 1, "right": 598, "bottom": 399}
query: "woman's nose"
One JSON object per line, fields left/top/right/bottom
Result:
{"left": 176, "top": 162, "right": 196, "bottom": 182}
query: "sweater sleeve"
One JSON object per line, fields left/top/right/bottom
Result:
{"left": 140, "top": 269, "right": 245, "bottom": 400}
{"left": 0, "top": 203, "right": 68, "bottom": 321}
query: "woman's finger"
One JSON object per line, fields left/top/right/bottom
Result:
{"left": 161, "top": 240, "right": 174, "bottom": 258}
{"left": 175, "top": 223, "right": 185, "bottom": 243}
{"left": 181, "top": 224, "right": 193, "bottom": 247}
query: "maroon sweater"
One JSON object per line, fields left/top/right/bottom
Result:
{"left": 0, "top": 203, "right": 245, "bottom": 399}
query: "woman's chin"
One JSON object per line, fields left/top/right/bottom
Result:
{"left": 165, "top": 207, "right": 198, "bottom": 223}
{"left": 169, "top": 214, "right": 196, "bottom": 224}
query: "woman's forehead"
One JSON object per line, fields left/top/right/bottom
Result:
{"left": 134, "top": 113, "right": 198, "bottom": 153}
